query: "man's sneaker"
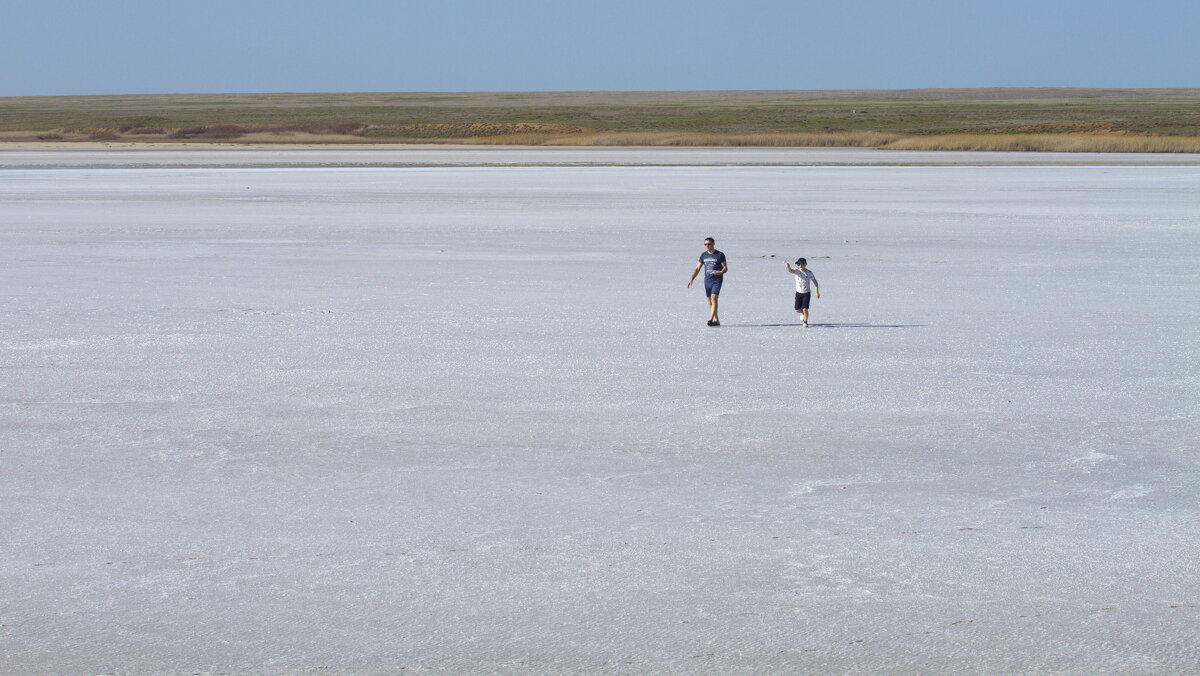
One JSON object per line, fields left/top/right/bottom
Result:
{"left": 712, "top": 320, "right": 720, "bottom": 327}
{"left": 706, "top": 320, "right": 715, "bottom": 326}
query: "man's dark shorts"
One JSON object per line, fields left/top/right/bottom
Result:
{"left": 705, "top": 278, "right": 722, "bottom": 297}
{"left": 794, "top": 292, "right": 811, "bottom": 310}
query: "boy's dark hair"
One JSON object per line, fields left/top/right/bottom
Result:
{"left": 795, "top": 257, "right": 807, "bottom": 266}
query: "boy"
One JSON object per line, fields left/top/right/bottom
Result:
{"left": 785, "top": 258, "right": 820, "bottom": 327}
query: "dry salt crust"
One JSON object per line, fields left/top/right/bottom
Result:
{"left": 1, "top": 148, "right": 1198, "bottom": 675}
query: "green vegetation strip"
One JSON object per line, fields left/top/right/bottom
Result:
{"left": 2, "top": 89, "right": 1199, "bottom": 151}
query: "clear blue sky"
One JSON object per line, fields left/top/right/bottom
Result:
{"left": 2, "top": 0, "right": 1196, "bottom": 96}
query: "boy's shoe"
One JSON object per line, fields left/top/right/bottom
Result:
{"left": 803, "top": 322, "right": 809, "bottom": 328}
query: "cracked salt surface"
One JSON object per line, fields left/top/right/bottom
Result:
{"left": 2, "top": 150, "right": 1198, "bottom": 674}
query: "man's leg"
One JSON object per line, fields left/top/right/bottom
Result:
{"left": 710, "top": 293, "right": 720, "bottom": 323}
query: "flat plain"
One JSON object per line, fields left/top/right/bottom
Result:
{"left": 3, "top": 88, "right": 1200, "bottom": 150}
{"left": 2, "top": 148, "right": 1198, "bottom": 674}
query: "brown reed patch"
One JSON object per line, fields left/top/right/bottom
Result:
{"left": 984, "top": 122, "right": 1135, "bottom": 134}
{"left": 361, "top": 122, "right": 594, "bottom": 139}
{"left": 160, "top": 122, "right": 370, "bottom": 140}
{"left": 272, "top": 122, "right": 367, "bottom": 135}
{"left": 459, "top": 131, "right": 901, "bottom": 147}
{"left": 879, "top": 133, "right": 1200, "bottom": 153}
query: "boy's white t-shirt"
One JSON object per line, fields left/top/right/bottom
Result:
{"left": 792, "top": 268, "right": 817, "bottom": 293}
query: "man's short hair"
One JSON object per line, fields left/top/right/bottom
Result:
{"left": 704, "top": 237, "right": 715, "bottom": 244}
{"left": 795, "top": 257, "right": 807, "bottom": 266}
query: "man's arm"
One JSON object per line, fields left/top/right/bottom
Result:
{"left": 714, "top": 256, "right": 728, "bottom": 277}
{"left": 687, "top": 262, "right": 702, "bottom": 287}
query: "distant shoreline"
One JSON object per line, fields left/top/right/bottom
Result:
{"left": 0, "top": 141, "right": 460, "bottom": 151}
{"left": 2, "top": 88, "right": 1199, "bottom": 153}
{"left": 3, "top": 146, "right": 1197, "bottom": 170}
{"left": 3, "top": 140, "right": 1200, "bottom": 156}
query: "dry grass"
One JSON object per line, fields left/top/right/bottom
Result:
{"left": 880, "top": 133, "right": 1200, "bottom": 153}
{"left": 4, "top": 89, "right": 1199, "bottom": 152}
{"left": 6, "top": 88, "right": 1200, "bottom": 144}
{"left": 461, "top": 131, "right": 901, "bottom": 147}
{"left": 11, "top": 126, "right": 1199, "bottom": 152}
{"left": 4, "top": 88, "right": 1200, "bottom": 152}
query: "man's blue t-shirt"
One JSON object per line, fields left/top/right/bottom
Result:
{"left": 699, "top": 250, "right": 726, "bottom": 279}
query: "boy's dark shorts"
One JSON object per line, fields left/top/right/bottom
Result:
{"left": 794, "top": 292, "right": 812, "bottom": 310}
{"left": 705, "top": 278, "right": 722, "bottom": 297}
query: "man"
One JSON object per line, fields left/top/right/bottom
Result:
{"left": 687, "top": 237, "right": 728, "bottom": 326}
{"left": 785, "top": 257, "right": 820, "bottom": 327}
